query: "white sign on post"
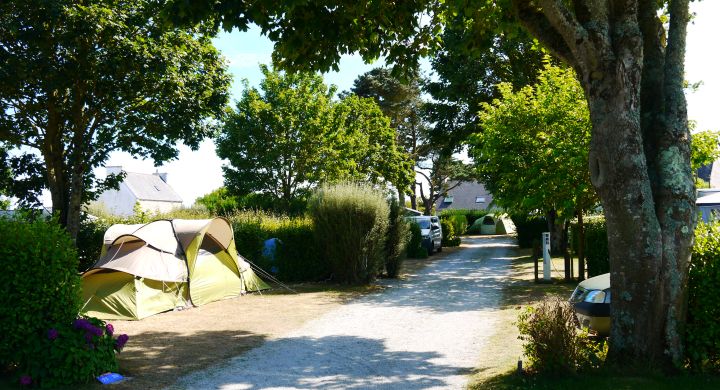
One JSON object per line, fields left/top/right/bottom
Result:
{"left": 542, "top": 232, "right": 551, "bottom": 281}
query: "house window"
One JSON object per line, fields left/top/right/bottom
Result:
{"left": 475, "top": 197, "right": 486, "bottom": 203}
{"left": 443, "top": 196, "right": 454, "bottom": 204}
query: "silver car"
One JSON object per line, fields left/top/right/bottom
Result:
{"left": 406, "top": 216, "right": 443, "bottom": 254}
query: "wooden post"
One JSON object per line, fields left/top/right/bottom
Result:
{"left": 532, "top": 238, "right": 540, "bottom": 283}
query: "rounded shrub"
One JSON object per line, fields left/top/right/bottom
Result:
{"left": 309, "top": 183, "right": 389, "bottom": 284}
{"left": 0, "top": 217, "right": 82, "bottom": 367}
{"left": 441, "top": 219, "right": 461, "bottom": 247}
{"left": 0, "top": 217, "right": 128, "bottom": 387}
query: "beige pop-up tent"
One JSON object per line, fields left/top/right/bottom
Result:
{"left": 81, "top": 217, "right": 269, "bottom": 320}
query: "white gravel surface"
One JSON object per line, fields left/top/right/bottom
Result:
{"left": 170, "top": 236, "right": 517, "bottom": 390}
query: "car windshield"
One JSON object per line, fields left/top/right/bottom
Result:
{"left": 415, "top": 220, "right": 431, "bottom": 229}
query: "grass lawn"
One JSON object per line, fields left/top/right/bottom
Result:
{"left": 469, "top": 246, "right": 720, "bottom": 389}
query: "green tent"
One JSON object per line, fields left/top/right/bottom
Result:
{"left": 81, "top": 217, "right": 268, "bottom": 320}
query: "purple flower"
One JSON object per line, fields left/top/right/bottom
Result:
{"left": 47, "top": 328, "right": 59, "bottom": 340}
{"left": 115, "top": 334, "right": 129, "bottom": 351}
{"left": 85, "top": 333, "right": 94, "bottom": 343}
{"left": 19, "top": 375, "right": 32, "bottom": 386}
{"left": 91, "top": 326, "right": 103, "bottom": 337}
{"left": 73, "top": 318, "right": 91, "bottom": 330}
{"left": 105, "top": 323, "right": 114, "bottom": 336}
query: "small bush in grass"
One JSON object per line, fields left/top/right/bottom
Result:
{"left": 517, "top": 296, "right": 606, "bottom": 375}
{"left": 384, "top": 197, "right": 410, "bottom": 278}
{"left": 407, "top": 222, "right": 428, "bottom": 258}
{"left": 309, "top": 183, "right": 389, "bottom": 284}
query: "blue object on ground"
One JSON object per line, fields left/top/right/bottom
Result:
{"left": 262, "top": 238, "right": 280, "bottom": 261}
{"left": 97, "top": 372, "right": 124, "bottom": 384}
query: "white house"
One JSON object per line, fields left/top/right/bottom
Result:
{"left": 94, "top": 166, "right": 183, "bottom": 216}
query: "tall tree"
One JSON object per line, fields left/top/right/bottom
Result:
{"left": 425, "top": 20, "right": 546, "bottom": 154}
{"left": 470, "top": 63, "right": 597, "bottom": 278}
{"left": 217, "top": 66, "right": 411, "bottom": 211}
{"left": 0, "top": 0, "right": 230, "bottom": 238}
{"left": 350, "top": 68, "right": 429, "bottom": 208}
{"left": 415, "top": 152, "right": 476, "bottom": 215}
{"left": 166, "top": 0, "right": 695, "bottom": 369}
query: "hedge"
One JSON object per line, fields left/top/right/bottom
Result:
{"left": 511, "top": 215, "right": 548, "bottom": 248}
{"left": 687, "top": 221, "right": 720, "bottom": 372}
{"left": 569, "top": 216, "right": 609, "bottom": 278}
{"left": 439, "top": 209, "right": 487, "bottom": 233}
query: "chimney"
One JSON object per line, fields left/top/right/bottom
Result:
{"left": 106, "top": 166, "right": 123, "bottom": 176}
{"left": 154, "top": 170, "right": 168, "bottom": 183}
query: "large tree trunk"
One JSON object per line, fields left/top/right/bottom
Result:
{"left": 513, "top": 0, "right": 694, "bottom": 369}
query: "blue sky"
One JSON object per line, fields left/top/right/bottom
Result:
{"left": 95, "top": 2, "right": 720, "bottom": 207}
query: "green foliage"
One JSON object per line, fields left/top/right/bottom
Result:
{"left": 691, "top": 130, "right": 720, "bottom": 173}
{"left": 230, "top": 212, "right": 325, "bottom": 282}
{"left": 583, "top": 218, "right": 609, "bottom": 277}
{"left": 217, "top": 65, "right": 411, "bottom": 213}
{"left": 406, "top": 222, "right": 428, "bottom": 259}
{"left": 687, "top": 221, "right": 720, "bottom": 372}
{"left": 425, "top": 17, "right": 545, "bottom": 154}
{"left": 309, "top": 183, "right": 390, "bottom": 284}
{"left": 440, "top": 212, "right": 469, "bottom": 238}
{"left": 76, "top": 216, "right": 112, "bottom": 272}
{"left": 511, "top": 215, "right": 548, "bottom": 249}
{"left": 384, "top": 197, "right": 410, "bottom": 278}
{"left": 517, "top": 296, "right": 607, "bottom": 375}
{"left": 195, "top": 187, "right": 240, "bottom": 216}
{"left": 568, "top": 216, "right": 608, "bottom": 277}
{"left": 0, "top": 0, "right": 230, "bottom": 237}
{"left": 469, "top": 63, "right": 597, "bottom": 220}
{"left": 0, "top": 217, "right": 81, "bottom": 368}
{"left": 440, "top": 218, "right": 461, "bottom": 247}
{"left": 21, "top": 317, "right": 125, "bottom": 388}
{"left": 439, "top": 209, "right": 488, "bottom": 229}
{"left": 350, "top": 68, "right": 428, "bottom": 196}
{"left": 0, "top": 218, "right": 122, "bottom": 386}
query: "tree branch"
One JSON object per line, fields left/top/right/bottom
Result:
{"left": 512, "top": 0, "right": 575, "bottom": 64}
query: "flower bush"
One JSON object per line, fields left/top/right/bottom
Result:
{"left": 18, "top": 317, "right": 128, "bottom": 388}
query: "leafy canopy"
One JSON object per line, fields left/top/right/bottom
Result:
{"left": 0, "top": 0, "right": 230, "bottom": 237}
{"left": 469, "top": 63, "right": 596, "bottom": 217}
{"left": 217, "top": 65, "right": 412, "bottom": 210}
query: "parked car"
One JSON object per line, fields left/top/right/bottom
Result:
{"left": 569, "top": 273, "right": 610, "bottom": 336}
{"left": 406, "top": 215, "right": 443, "bottom": 254}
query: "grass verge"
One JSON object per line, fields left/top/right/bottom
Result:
{"left": 469, "top": 249, "right": 720, "bottom": 389}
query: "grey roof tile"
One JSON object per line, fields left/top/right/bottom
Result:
{"left": 123, "top": 172, "right": 183, "bottom": 203}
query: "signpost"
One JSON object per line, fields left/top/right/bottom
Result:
{"left": 542, "top": 232, "right": 551, "bottom": 281}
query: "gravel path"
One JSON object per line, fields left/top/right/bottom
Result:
{"left": 170, "top": 236, "right": 517, "bottom": 390}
